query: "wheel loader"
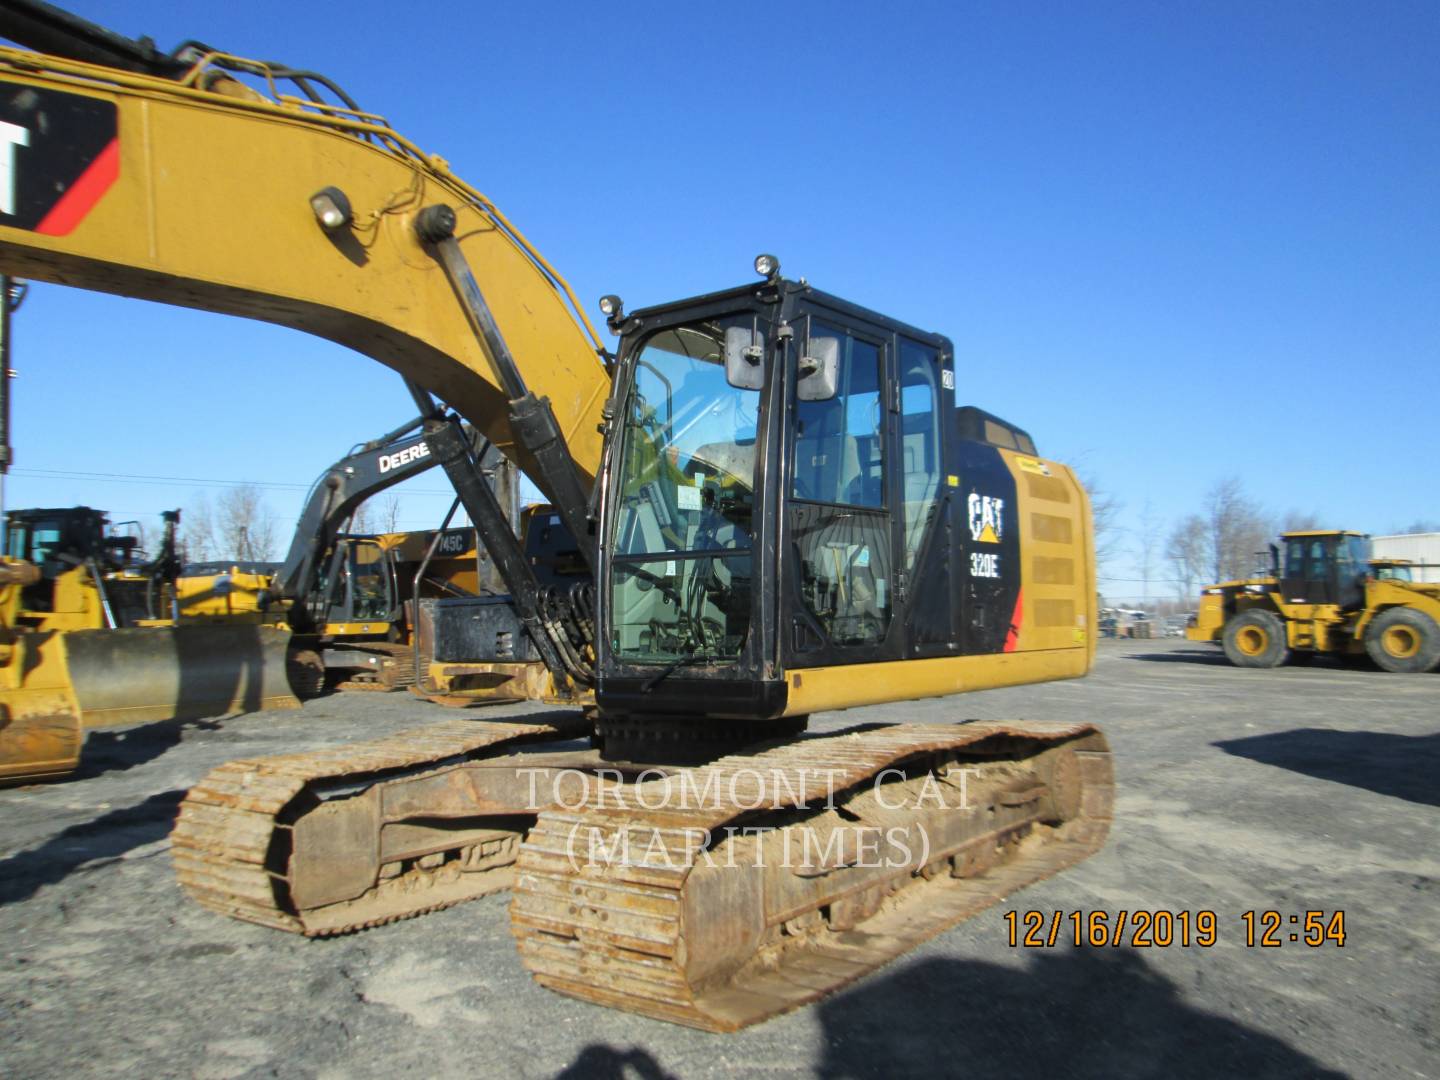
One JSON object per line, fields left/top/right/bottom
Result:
{"left": 0, "top": 2, "right": 1113, "bottom": 1030}
{"left": 1187, "top": 529, "right": 1440, "bottom": 673}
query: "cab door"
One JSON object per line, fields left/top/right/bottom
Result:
{"left": 781, "top": 312, "right": 904, "bottom": 667}
{"left": 890, "top": 336, "right": 955, "bottom": 656}
{"left": 779, "top": 314, "right": 956, "bottom": 668}
{"left": 1281, "top": 536, "right": 1336, "bottom": 606}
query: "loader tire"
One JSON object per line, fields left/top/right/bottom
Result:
{"left": 1222, "top": 610, "right": 1290, "bottom": 668}
{"left": 1365, "top": 607, "right": 1440, "bottom": 674}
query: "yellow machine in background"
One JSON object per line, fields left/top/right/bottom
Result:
{"left": 170, "top": 508, "right": 585, "bottom": 704}
{"left": 0, "top": 557, "right": 80, "bottom": 782}
{"left": 0, "top": 507, "right": 298, "bottom": 784}
{"left": 405, "top": 504, "right": 592, "bottom": 706}
{"left": 1188, "top": 529, "right": 1440, "bottom": 672}
{"left": 174, "top": 561, "right": 278, "bottom": 621}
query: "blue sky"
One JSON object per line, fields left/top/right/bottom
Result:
{"left": 3, "top": 1, "right": 1436, "bottom": 601}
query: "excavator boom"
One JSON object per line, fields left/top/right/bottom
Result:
{"left": 0, "top": 31, "right": 609, "bottom": 497}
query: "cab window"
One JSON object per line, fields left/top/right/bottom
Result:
{"left": 898, "top": 339, "right": 941, "bottom": 571}
{"left": 792, "top": 326, "right": 884, "bottom": 507}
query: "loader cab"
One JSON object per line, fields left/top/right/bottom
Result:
{"left": 1279, "top": 530, "right": 1370, "bottom": 610}
{"left": 1371, "top": 558, "right": 1414, "bottom": 583}
{"left": 596, "top": 271, "right": 989, "bottom": 722}
{"left": 5, "top": 507, "right": 109, "bottom": 571}
{"left": 4, "top": 507, "right": 114, "bottom": 608}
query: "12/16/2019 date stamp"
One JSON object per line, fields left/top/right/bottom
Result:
{"left": 1004, "top": 909, "right": 1346, "bottom": 948}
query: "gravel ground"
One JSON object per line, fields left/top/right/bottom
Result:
{"left": 1, "top": 638, "right": 1436, "bottom": 1079}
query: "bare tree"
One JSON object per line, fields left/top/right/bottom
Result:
{"left": 216, "top": 484, "right": 278, "bottom": 562}
{"left": 1166, "top": 513, "right": 1207, "bottom": 601}
{"left": 1397, "top": 519, "right": 1440, "bottom": 534}
{"left": 1281, "top": 510, "right": 1324, "bottom": 531}
{"left": 1080, "top": 471, "right": 1124, "bottom": 574}
{"left": 350, "top": 499, "right": 375, "bottom": 535}
{"left": 380, "top": 493, "right": 402, "bottom": 533}
{"left": 1205, "top": 477, "right": 1271, "bottom": 581}
{"left": 1131, "top": 498, "right": 1163, "bottom": 608}
{"left": 183, "top": 493, "right": 219, "bottom": 563}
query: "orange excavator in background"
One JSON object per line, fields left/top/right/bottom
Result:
{"left": 0, "top": 1, "right": 1112, "bottom": 1031}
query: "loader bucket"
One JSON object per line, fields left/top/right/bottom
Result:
{"left": 61, "top": 625, "right": 301, "bottom": 729}
{"left": 0, "top": 630, "right": 84, "bottom": 785}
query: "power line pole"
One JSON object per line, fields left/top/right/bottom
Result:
{"left": 0, "top": 276, "right": 26, "bottom": 521}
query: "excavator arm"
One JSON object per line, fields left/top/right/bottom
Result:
{"left": 271, "top": 415, "right": 458, "bottom": 625}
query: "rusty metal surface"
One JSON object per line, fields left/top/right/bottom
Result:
{"left": 172, "top": 713, "right": 589, "bottom": 936}
{"left": 329, "top": 641, "right": 419, "bottom": 692}
{"left": 173, "top": 710, "right": 1111, "bottom": 1030}
{"left": 510, "top": 721, "right": 1113, "bottom": 1031}
{"left": 0, "top": 707, "right": 82, "bottom": 784}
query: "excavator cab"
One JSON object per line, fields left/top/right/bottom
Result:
{"left": 313, "top": 537, "right": 397, "bottom": 629}
{"left": 593, "top": 270, "right": 1072, "bottom": 739}
{"left": 1279, "top": 530, "right": 1370, "bottom": 610}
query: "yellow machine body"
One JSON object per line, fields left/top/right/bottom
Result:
{"left": 0, "top": 523, "right": 301, "bottom": 785}
{"left": 175, "top": 565, "right": 280, "bottom": 622}
{"left": 0, "top": 560, "right": 83, "bottom": 783}
{"left": 1187, "top": 530, "right": 1440, "bottom": 672}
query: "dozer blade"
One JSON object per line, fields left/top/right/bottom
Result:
{"left": 62, "top": 625, "right": 301, "bottom": 729}
{"left": 511, "top": 720, "right": 1114, "bottom": 1031}
{"left": 0, "top": 630, "right": 83, "bottom": 785}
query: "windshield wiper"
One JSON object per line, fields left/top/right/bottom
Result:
{"left": 639, "top": 651, "right": 714, "bottom": 693}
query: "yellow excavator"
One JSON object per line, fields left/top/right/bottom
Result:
{"left": 0, "top": 3, "right": 1112, "bottom": 1031}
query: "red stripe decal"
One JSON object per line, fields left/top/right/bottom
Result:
{"left": 35, "top": 137, "right": 120, "bottom": 236}
{"left": 1003, "top": 588, "right": 1023, "bottom": 652}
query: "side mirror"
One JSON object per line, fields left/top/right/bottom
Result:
{"left": 724, "top": 326, "right": 765, "bottom": 390}
{"left": 797, "top": 336, "right": 839, "bottom": 401}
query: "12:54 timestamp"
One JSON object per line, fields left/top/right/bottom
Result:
{"left": 1242, "top": 910, "right": 1345, "bottom": 947}
{"left": 1002, "top": 909, "right": 1347, "bottom": 948}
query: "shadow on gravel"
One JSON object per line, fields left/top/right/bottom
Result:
{"left": 555, "top": 1045, "right": 677, "bottom": 1079}
{"left": 1123, "top": 647, "right": 1234, "bottom": 666}
{"left": 74, "top": 718, "right": 223, "bottom": 780}
{"left": 1213, "top": 728, "right": 1440, "bottom": 807}
{"left": 0, "top": 788, "right": 185, "bottom": 905}
{"left": 1126, "top": 649, "right": 1382, "bottom": 673}
{"left": 815, "top": 949, "right": 1344, "bottom": 1079}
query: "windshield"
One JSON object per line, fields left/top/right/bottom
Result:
{"left": 609, "top": 315, "right": 763, "bottom": 664}
{"left": 1373, "top": 563, "right": 1412, "bottom": 582}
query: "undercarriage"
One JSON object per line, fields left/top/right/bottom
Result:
{"left": 174, "top": 715, "right": 1111, "bottom": 1028}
